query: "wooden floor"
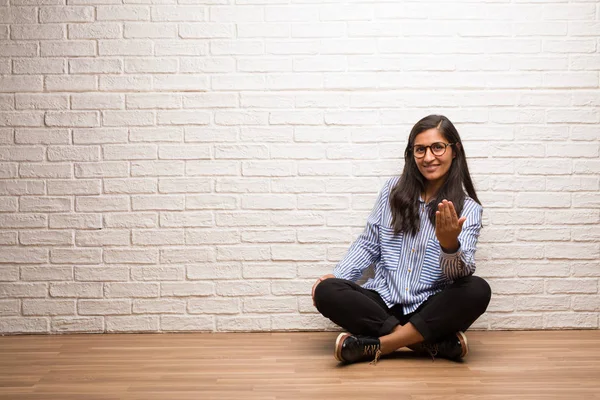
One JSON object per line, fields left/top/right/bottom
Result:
{"left": 0, "top": 331, "right": 599, "bottom": 400}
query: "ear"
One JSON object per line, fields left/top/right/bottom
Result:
{"left": 453, "top": 142, "right": 461, "bottom": 159}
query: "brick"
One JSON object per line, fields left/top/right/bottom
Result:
{"left": 546, "top": 243, "right": 599, "bottom": 260}
{"left": 20, "top": 197, "right": 71, "bottom": 213}
{"left": 76, "top": 196, "right": 129, "bottom": 212}
{"left": 0, "top": 180, "right": 45, "bottom": 195}
{"left": 105, "top": 283, "right": 159, "bottom": 298}
{"left": 19, "top": 230, "right": 72, "bottom": 247}
{"left": 0, "top": 266, "right": 19, "bottom": 281}
{"left": 272, "top": 245, "right": 326, "bottom": 261}
{"left": 102, "top": 110, "right": 154, "bottom": 127}
{"left": 45, "top": 76, "right": 97, "bottom": 92}
{"left": 188, "top": 297, "right": 239, "bottom": 314}
{"left": 0, "top": 300, "right": 19, "bottom": 316}
{"left": 186, "top": 161, "right": 238, "bottom": 176}
{"left": 161, "top": 212, "right": 213, "bottom": 228}
{"left": 0, "top": 163, "right": 17, "bottom": 179}
{"left": 179, "top": 23, "right": 233, "bottom": 38}
{"left": 15, "top": 129, "right": 69, "bottom": 144}
{"left": 51, "top": 248, "right": 101, "bottom": 264}
{"left": 99, "top": 75, "right": 152, "bottom": 91}
{"left": 0, "top": 232, "right": 17, "bottom": 245}
{"left": 153, "top": 75, "right": 209, "bottom": 92}
{"left": 572, "top": 296, "right": 600, "bottom": 312}
{"left": 132, "top": 229, "right": 184, "bottom": 246}
{"left": 216, "top": 281, "right": 269, "bottom": 297}
{"left": 13, "top": 59, "right": 66, "bottom": 74}
{"left": 216, "top": 178, "right": 269, "bottom": 193}
{"left": 217, "top": 316, "right": 270, "bottom": 331}
{"left": 514, "top": 296, "right": 570, "bottom": 312}
{"left": 75, "top": 162, "right": 128, "bottom": 178}
{"left": 20, "top": 266, "right": 72, "bottom": 281}
{"left": 131, "top": 266, "right": 184, "bottom": 281}
{"left": 547, "top": 279, "right": 597, "bottom": 294}
{"left": 0, "top": 111, "right": 45, "bottom": 127}
{"left": 104, "top": 249, "right": 158, "bottom": 264}
{"left": 0, "top": 318, "right": 48, "bottom": 333}
{"left": 40, "top": 6, "right": 93, "bottom": 22}
{"left": 132, "top": 161, "right": 184, "bottom": 177}
{"left": 104, "top": 179, "right": 158, "bottom": 195}
{"left": 104, "top": 212, "right": 157, "bottom": 229}
{"left": 96, "top": 5, "right": 150, "bottom": 21}
{"left": 217, "top": 246, "right": 270, "bottom": 261}
{"left": 0, "top": 214, "right": 46, "bottom": 229}
{"left": 41, "top": 41, "right": 95, "bottom": 57}
{"left": 543, "top": 313, "right": 598, "bottom": 329}
{"left": 46, "top": 112, "right": 99, "bottom": 128}
{"left": 48, "top": 180, "right": 101, "bottom": 195}
{"left": 0, "top": 42, "right": 38, "bottom": 57}
{"left": 186, "top": 195, "right": 237, "bottom": 210}
{"left": 242, "top": 161, "right": 294, "bottom": 176}
{"left": 243, "top": 297, "right": 296, "bottom": 313}
{"left": 130, "top": 127, "right": 182, "bottom": 142}
{"left": 161, "top": 316, "right": 214, "bottom": 332}
{"left": 132, "top": 195, "right": 184, "bottom": 211}
{"left": 106, "top": 316, "right": 158, "bottom": 332}
{"left": 127, "top": 95, "right": 181, "bottom": 110}
{"left": 69, "top": 58, "right": 124, "bottom": 74}
{"left": 187, "top": 263, "right": 241, "bottom": 280}
{"left": 241, "top": 230, "right": 294, "bottom": 244}
{"left": 242, "top": 195, "right": 295, "bottom": 210}
{"left": 134, "top": 299, "right": 185, "bottom": 314}
{"left": 159, "top": 145, "right": 211, "bottom": 159}
{"left": 243, "top": 263, "right": 296, "bottom": 279}
{"left": 0, "top": 248, "right": 47, "bottom": 264}
{"left": 271, "top": 315, "right": 335, "bottom": 331}
{"left": 161, "top": 282, "right": 214, "bottom": 296}
{"left": 154, "top": 40, "right": 207, "bottom": 56}
{"left": 124, "top": 58, "right": 177, "bottom": 73}
{"left": 50, "top": 282, "right": 102, "bottom": 298}
{"left": 271, "top": 211, "right": 324, "bottom": 227}
{"left": 76, "top": 230, "right": 130, "bottom": 247}
{"left": 71, "top": 93, "right": 124, "bottom": 110}
{"left": 489, "top": 315, "right": 543, "bottom": 330}
{"left": 75, "top": 266, "right": 129, "bottom": 282}
{"left": 103, "top": 144, "right": 156, "bottom": 160}
{"left": 180, "top": 57, "right": 236, "bottom": 73}
{"left": 23, "top": 299, "right": 75, "bottom": 316}
{"left": 78, "top": 299, "right": 131, "bottom": 315}
{"left": 161, "top": 247, "right": 215, "bottom": 264}
{"left": 0, "top": 76, "right": 42, "bottom": 93}
{"left": 124, "top": 23, "right": 176, "bottom": 39}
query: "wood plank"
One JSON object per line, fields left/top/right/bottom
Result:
{"left": 0, "top": 331, "right": 599, "bottom": 399}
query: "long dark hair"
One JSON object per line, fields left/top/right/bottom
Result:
{"left": 390, "top": 115, "right": 480, "bottom": 236}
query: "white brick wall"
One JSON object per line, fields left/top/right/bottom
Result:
{"left": 0, "top": 0, "right": 598, "bottom": 335}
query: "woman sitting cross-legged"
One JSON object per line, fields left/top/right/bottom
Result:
{"left": 312, "top": 114, "right": 492, "bottom": 365}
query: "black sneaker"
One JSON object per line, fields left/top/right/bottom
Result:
{"left": 334, "top": 332, "right": 382, "bottom": 364}
{"left": 408, "top": 331, "right": 468, "bottom": 361}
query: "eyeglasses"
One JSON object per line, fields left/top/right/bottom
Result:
{"left": 413, "top": 142, "right": 454, "bottom": 158}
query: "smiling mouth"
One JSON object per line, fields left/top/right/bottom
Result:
{"left": 424, "top": 165, "right": 439, "bottom": 170}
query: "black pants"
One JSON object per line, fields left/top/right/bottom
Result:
{"left": 313, "top": 275, "right": 492, "bottom": 343}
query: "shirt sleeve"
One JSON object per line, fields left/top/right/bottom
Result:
{"left": 332, "top": 181, "right": 388, "bottom": 282}
{"left": 439, "top": 200, "right": 483, "bottom": 280}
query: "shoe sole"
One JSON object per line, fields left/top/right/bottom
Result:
{"left": 334, "top": 332, "right": 350, "bottom": 362}
{"left": 457, "top": 331, "right": 468, "bottom": 358}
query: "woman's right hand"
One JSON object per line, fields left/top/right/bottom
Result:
{"left": 312, "top": 274, "right": 335, "bottom": 306}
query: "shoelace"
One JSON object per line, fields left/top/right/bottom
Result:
{"left": 362, "top": 344, "right": 382, "bottom": 366}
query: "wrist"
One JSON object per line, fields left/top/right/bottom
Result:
{"left": 440, "top": 240, "right": 459, "bottom": 253}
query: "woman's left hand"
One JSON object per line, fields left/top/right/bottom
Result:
{"left": 435, "top": 199, "right": 466, "bottom": 253}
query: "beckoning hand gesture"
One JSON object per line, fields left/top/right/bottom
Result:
{"left": 435, "top": 199, "right": 466, "bottom": 253}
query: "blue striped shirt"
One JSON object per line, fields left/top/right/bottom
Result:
{"left": 333, "top": 176, "right": 483, "bottom": 314}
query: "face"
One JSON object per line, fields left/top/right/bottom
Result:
{"left": 413, "top": 128, "right": 455, "bottom": 187}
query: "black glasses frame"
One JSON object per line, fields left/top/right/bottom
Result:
{"left": 412, "top": 142, "right": 455, "bottom": 158}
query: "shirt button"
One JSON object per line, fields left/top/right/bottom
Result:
{"left": 411, "top": 248, "right": 415, "bottom": 252}
{"left": 408, "top": 269, "right": 412, "bottom": 272}
{"left": 405, "top": 288, "right": 408, "bottom": 291}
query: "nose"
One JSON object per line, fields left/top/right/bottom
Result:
{"left": 423, "top": 146, "right": 436, "bottom": 162}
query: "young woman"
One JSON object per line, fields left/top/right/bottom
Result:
{"left": 312, "top": 114, "right": 491, "bottom": 364}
